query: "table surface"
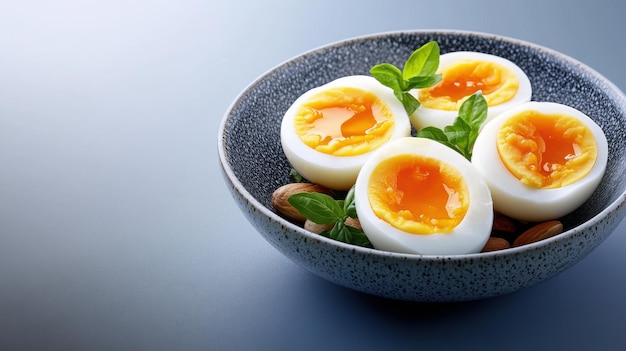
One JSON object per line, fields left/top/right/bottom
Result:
{"left": 2, "top": 1, "right": 625, "bottom": 350}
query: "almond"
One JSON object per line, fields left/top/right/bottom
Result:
{"left": 304, "top": 217, "right": 361, "bottom": 234}
{"left": 304, "top": 220, "right": 333, "bottom": 234}
{"left": 345, "top": 217, "right": 362, "bottom": 231}
{"left": 481, "top": 237, "right": 511, "bottom": 252}
{"left": 513, "top": 220, "right": 563, "bottom": 247}
{"left": 492, "top": 212, "right": 517, "bottom": 234}
{"left": 271, "top": 183, "right": 333, "bottom": 222}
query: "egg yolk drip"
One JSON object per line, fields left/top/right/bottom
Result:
{"left": 294, "top": 87, "right": 395, "bottom": 156}
{"left": 418, "top": 59, "right": 519, "bottom": 110}
{"left": 367, "top": 154, "right": 470, "bottom": 234}
{"left": 496, "top": 110, "right": 597, "bottom": 188}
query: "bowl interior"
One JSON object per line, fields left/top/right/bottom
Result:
{"left": 222, "top": 30, "right": 626, "bottom": 243}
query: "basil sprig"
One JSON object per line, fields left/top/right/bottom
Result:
{"left": 288, "top": 186, "right": 373, "bottom": 248}
{"left": 369, "top": 41, "right": 442, "bottom": 115}
{"left": 416, "top": 91, "right": 488, "bottom": 160}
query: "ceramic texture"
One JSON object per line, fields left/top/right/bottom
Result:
{"left": 218, "top": 30, "right": 626, "bottom": 302}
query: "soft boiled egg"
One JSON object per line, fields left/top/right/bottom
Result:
{"left": 354, "top": 137, "right": 493, "bottom": 255}
{"left": 472, "top": 101, "right": 608, "bottom": 222}
{"left": 281, "top": 75, "right": 411, "bottom": 190}
{"left": 410, "top": 51, "right": 532, "bottom": 130}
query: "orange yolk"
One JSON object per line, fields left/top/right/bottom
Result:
{"left": 496, "top": 110, "right": 597, "bottom": 188}
{"left": 418, "top": 60, "right": 519, "bottom": 110}
{"left": 294, "top": 87, "right": 394, "bottom": 156}
{"left": 367, "top": 154, "right": 469, "bottom": 234}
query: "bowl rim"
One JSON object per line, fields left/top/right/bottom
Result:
{"left": 217, "top": 29, "right": 626, "bottom": 261}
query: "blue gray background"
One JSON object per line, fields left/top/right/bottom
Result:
{"left": 1, "top": 1, "right": 625, "bottom": 350}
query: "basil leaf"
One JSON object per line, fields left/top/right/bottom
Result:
{"left": 369, "top": 41, "right": 441, "bottom": 115}
{"left": 289, "top": 168, "right": 305, "bottom": 183}
{"left": 288, "top": 186, "right": 372, "bottom": 248}
{"left": 459, "top": 91, "right": 488, "bottom": 155}
{"left": 288, "top": 192, "right": 343, "bottom": 224}
{"left": 344, "top": 185, "right": 357, "bottom": 218}
{"left": 405, "top": 74, "right": 442, "bottom": 90}
{"left": 325, "top": 221, "right": 345, "bottom": 241}
{"left": 395, "top": 91, "right": 421, "bottom": 115}
{"left": 417, "top": 126, "right": 462, "bottom": 155}
{"left": 403, "top": 41, "right": 440, "bottom": 80}
{"left": 417, "top": 126, "right": 449, "bottom": 142}
{"left": 370, "top": 63, "right": 403, "bottom": 91}
{"left": 336, "top": 200, "right": 345, "bottom": 210}
{"left": 444, "top": 117, "right": 471, "bottom": 155}
{"left": 416, "top": 92, "right": 488, "bottom": 160}
{"left": 458, "top": 91, "right": 488, "bottom": 129}
{"left": 325, "top": 221, "right": 373, "bottom": 248}
{"left": 345, "top": 225, "right": 373, "bottom": 248}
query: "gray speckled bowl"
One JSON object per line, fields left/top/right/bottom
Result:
{"left": 218, "top": 30, "right": 626, "bottom": 302}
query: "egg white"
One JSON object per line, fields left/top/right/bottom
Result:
{"left": 410, "top": 51, "right": 532, "bottom": 130}
{"left": 354, "top": 137, "right": 493, "bottom": 255}
{"left": 471, "top": 101, "right": 608, "bottom": 222}
{"left": 281, "top": 75, "right": 411, "bottom": 190}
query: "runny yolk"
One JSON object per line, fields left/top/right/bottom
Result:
{"left": 367, "top": 154, "right": 469, "bottom": 234}
{"left": 294, "top": 87, "right": 394, "bottom": 156}
{"left": 496, "top": 110, "right": 598, "bottom": 188}
{"left": 418, "top": 59, "right": 519, "bottom": 110}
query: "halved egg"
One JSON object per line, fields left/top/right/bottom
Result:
{"left": 472, "top": 101, "right": 608, "bottom": 222}
{"left": 281, "top": 75, "right": 411, "bottom": 190}
{"left": 410, "top": 51, "right": 532, "bottom": 130}
{"left": 354, "top": 137, "right": 493, "bottom": 255}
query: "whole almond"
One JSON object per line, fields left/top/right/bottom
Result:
{"left": 271, "top": 183, "right": 332, "bottom": 222}
{"left": 481, "top": 237, "right": 511, "bottom": 252}
{"left": 492, "top": 212, "right": 517, "bottom": 234}
{"left": 513, "top": 220, "right": 563, "bottom": 247}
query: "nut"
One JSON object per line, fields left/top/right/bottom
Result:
{"left": 513, "top": 220, "right": 563, "bottom": 247}
{"left": 345, "top": 217, "right": 362, "bottom": 231}
{"left": 481, "top": 237, "right": 511, "bottom": 252}
{"left": 492, "top": 212, "right": 517, "bottom": 234}
{"left": 304, "top": 220, "right": 333, "bottom": 234}
{"left": 304, "top": 217, "right": 361, "bottom": 234}
{"left": 271, "top": 183, "right": 332, "bottom": 222}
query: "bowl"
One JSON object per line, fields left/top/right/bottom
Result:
{"left": 218, "top": 30, "right": 626, "bottom": 302}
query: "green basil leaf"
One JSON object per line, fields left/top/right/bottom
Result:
{"left": 325, "top": 221, "right": 345, "bottom": 241}
{"left": 458, "top": 91, "right": 488, "bottom": 129}
{"left": 370, "top": 63, "right": 403, "bottom": 92}
{"left": 325, "top": 221, "right": 372, "bottom": 248}
{"left": 444, "top": 124, "right": 471, "bottom": 158}
{"left": 459, "top": 92, "right": 488, "bottom": 159}
{"left": 345, "top": 225, "right": 373, "bottom": 248}
{"left": 370, "top": 41, "right": 441, "bottom": 115}
{"left": 403, "top": 41, "right": 440, "bottom": 80}
{"left": 444, "top": 117, "right": 471, "bottom": 143}
{"left": 289, "top": 168, "right": 305, "bottom": 183}
{"left": 396, "top": 91, "right": 420, "bottom": 115}
{"left": 417, "top": 126, "right": 462, "bottom": 154}
{"left": 412, "top": 91, "right": 487, "bottom": 160}
{"left": 405, "top": 73, "right": 442, "bottom": 90}
{"left": 444, "top": 128, "right": 470, "bottom": 147}
{"left": 336, "top": 199, "right": 345, "bottom": 214}
{"left": 288, "top": 192, "right": 343, "bottom": 224}
{"left": 344, "top": 185, "right": 357, "bottom": 218}
{"left": 417, "top": 126, "right": 449, "bottom": 142}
